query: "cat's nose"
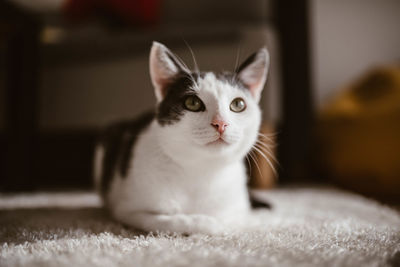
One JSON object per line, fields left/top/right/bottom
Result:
{"left": 211, "top": 119, "right": 229, "bottom": 134}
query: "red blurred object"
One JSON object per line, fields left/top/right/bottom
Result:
{"left": 64, "top": 0, "right": 161, "bottom": 26}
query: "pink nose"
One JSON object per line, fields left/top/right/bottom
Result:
{"left": 211, "top": 119, "right": 229, "bottom": 134}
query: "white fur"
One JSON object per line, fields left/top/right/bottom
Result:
{"left": 95, "top": 43, "right": 269, "bottom": 234}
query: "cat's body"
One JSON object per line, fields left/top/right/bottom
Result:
{"left": 94, "top": 42, "right": 271, "bottom": 234}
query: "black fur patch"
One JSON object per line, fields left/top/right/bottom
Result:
{"left": 249, "top": 196, "right": 272, "bottom": 209}
{"left": 98, "top": 111, "right": 154, "bottom": 194}
{"left": 156, "top": 72, "right": 199, "bottom": 126}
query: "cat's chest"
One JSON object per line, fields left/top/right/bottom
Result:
{"left": 134, "top": 160, "right": 244, "bottom": 213}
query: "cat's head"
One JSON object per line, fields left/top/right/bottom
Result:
{"left": 149, "top": 42, "right": 269, "bottom": 163}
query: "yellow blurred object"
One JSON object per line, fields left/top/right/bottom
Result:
{"left": 318, "top": 65, "right": 400, "bottom": 199}
{"left": 322, "top": 66, "right": 400, "bottom": 118}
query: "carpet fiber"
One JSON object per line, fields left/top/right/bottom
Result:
{"left": 1, "top": 187, "right": 399, "bottom": 267}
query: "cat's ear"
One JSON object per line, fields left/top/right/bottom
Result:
{"left": 236, "top": 48, "right": 270, "bottom": 102}
{"left": 150, "top": 41, "right": 189, "bottom": 102}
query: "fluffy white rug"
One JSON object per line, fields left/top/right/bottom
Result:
{"left": 1, "top": 187, "right": 399, "bottom": 267}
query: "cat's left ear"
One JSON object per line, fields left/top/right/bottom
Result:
{"left": 150, "top": 41, "right": 189, "bottom": 102}
{"left": 236, "top": 48, "right": 270, "bottom": 102}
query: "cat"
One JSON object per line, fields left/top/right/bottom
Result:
{"left": 94, "top": 41, "right": 272, "bottom": 234}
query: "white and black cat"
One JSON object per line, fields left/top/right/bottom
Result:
{"left": 94, "top": 42, "right": 272, "bottom": 234}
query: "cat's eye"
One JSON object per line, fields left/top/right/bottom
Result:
{"left": 184, "top": 95, "right": 205, "bottom": 112}
{"left": 230, "top": 98, "right": 246, "bottom": 112}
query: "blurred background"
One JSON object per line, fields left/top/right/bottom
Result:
{"left": 0, "top": 0, "right": 399, "bottom": 204}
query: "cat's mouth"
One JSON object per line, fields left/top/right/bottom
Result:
{"left": 206, "top": 137, "right": 229, "bottom": 146}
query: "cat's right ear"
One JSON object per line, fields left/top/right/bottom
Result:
{"left": 150, "top": 42, "right": 188, "bottom": 102}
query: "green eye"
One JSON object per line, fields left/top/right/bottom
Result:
{"left": 184, "top": 95, "right": 205, "bottom": 112}
{"left": 230, "top": 98, "right": 246, "bottom": 112}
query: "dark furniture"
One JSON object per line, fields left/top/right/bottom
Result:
{"left": 0, "top": 0, "right": 314, "bottom": 191}
{"left": 1, "top": 2, "right": 41, "bottom": 190}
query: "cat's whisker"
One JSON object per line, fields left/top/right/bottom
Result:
{"left": 258, "top": 131, "right": 277, "bottom": 136}
{"left": 231, "top": 44, "right": 242, "bottom": 85}
{"left": 254, "top": 142, "right": 279, "bottom": 165}
{"left": 255, "top": 140, "right": 276, "bottom": 153}
{"left": 256, "top": 137, "right": 276, "bottom": 149}
{"left": 245, "top": 154, "right": 252, "bottom": 176}
{"left": 231, "top": 43, "right": 243, "bottom": 85}
{"left": 254, "top": 146, "right": 275, "bottom": 163}
{"left": 259, "top": 140, "right": 276, "bottom": 148}
{"left": 252, "top": 151, "right": 265, "bottom": 178}
{"left": 252, "top": 145, "right": 277, "bottom": 176}
{"left": 257, "top": 133, "right": 278, "bottom": 143}
{"left": 183, "top": 39, "right": 200, "bottom": 75}
{"left": 174, "top": 54, "right": 190, "bottom": 73}
{"left": 258, "top": 132, "right": 277, "bottom": 137}
{"left": 248, "top": 151, "right": 262, "bottom": 177}
{"left": 254, "top": 143, "right": 275, "bottom": 162}
{"left": 255, "top": 138, "right": 273, "bottom": 147}
{"left": 257, "top": 138, "right": 274, "bottom": 147}
{"left": 234, "top": 43, "right": 242, "bottom": 73}
{"left": 253, "top": 144, "right": 271, "bottom": 162}
{"left": 257, "top": 133, "right": 275, "bottom": 142}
